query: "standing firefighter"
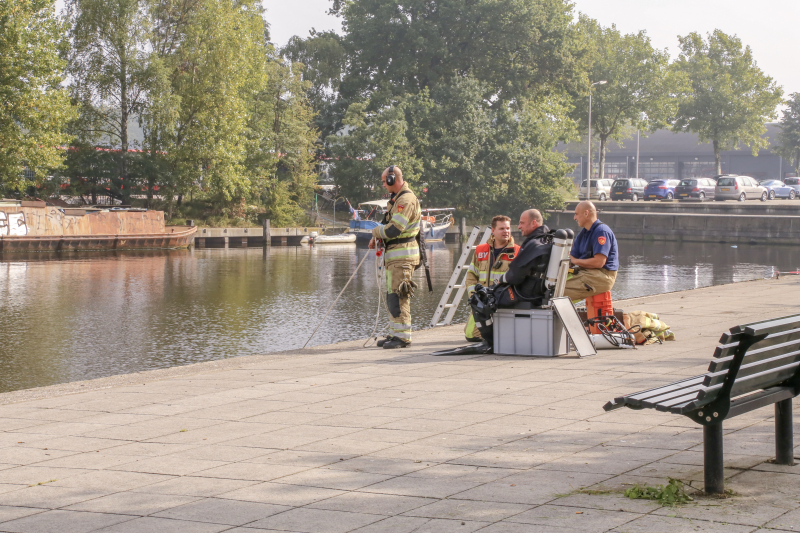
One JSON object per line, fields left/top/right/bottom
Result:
{"left": 369, "top": 166, "right": 421, "bottom": 349}
{"left": 464, "top": 215, "right": 519, "bottom": 341}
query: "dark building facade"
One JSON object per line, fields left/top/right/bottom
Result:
{"left": 559, "top": 124, "right": 793, "bottom": 186}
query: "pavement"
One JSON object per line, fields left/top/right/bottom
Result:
{"left": 0, "top": 277, "right": 799, "bottom": 533}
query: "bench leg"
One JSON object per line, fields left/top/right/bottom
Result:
{"left": 704, "top": 423, "right": 724, "bottom": 494}
{"left": 776, "top": 398, "right": 795, "bottom": 465}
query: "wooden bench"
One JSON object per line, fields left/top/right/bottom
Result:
{"left": 604, "top": 314, "right": 800, "bottom": 493}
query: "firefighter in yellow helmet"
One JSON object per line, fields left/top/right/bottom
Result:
{"left": 463, "top": 215, "right": 520, "bottom": 341}
{"left": 369, "top": 165, "right": 421, "bottom": 349}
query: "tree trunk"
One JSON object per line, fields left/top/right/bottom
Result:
{"left": 598, "top": 135, "right": 608, "bottom": 181}
{"left": 713, "top": 140, "right": 721, "bottom": 175}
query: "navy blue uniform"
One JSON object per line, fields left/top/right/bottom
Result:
{"left": 571, "top": 220, "right": 618, "bottom": 271}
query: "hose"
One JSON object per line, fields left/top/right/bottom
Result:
{"left": 363, "top": 250, "right": 389, "bottom": 347}
{"left": 302, "top": 249, "right": 373, "bottom": 349}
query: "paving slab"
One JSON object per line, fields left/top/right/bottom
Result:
{"left": 0, "top": 278, "right": 799, "bottom": 532}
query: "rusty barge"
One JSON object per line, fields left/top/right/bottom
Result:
{"left": 0, "top": 200, "right": 196, "bottom": 253}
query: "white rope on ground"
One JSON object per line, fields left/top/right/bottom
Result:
{"left": 302, "top": 249, "right": 373, "bottom": 349}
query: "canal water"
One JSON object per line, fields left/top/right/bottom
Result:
{"left": 0, "top": 240, "right": 795, "bottom": 393}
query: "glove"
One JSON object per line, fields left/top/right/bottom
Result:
{"left": 397, "top": 279, "right": 419, "bottom": 298}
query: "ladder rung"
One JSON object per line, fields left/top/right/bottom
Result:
{"left": 452, "top": 284, "right": 464, "bottom": 288}
{"left": 443, "top": 304, "right": 455, "bottom": 308}
{"left": 461, "top": 265, "right": 470, "bottom": 269}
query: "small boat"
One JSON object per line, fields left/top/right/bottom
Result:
{"left": 349, "top": 201, "right": 453, "bottom": 243}
{"left": 300, "top": 232, "right": 357, "bottom": 244}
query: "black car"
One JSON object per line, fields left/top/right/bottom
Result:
{"left": 610, "top": 178, "right": 648, "bottom": 201}
{"left": 675, "top": 178, "right": 717, "bottom": 200}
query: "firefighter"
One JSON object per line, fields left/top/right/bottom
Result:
{"left": 463, "top": 215, "right": 520, "bottom": 341}
{"left": 369, "top": 165, "right": 421, "bottom": 349}
{"left": 564, "top": 201, "right": 618, "bottom": 301}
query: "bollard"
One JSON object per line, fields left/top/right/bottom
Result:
{"left": 263, "top": 218, "right": 271, "bottom": 246}
{"left": 460, "top": 217, "right": 467, "bottom": 242}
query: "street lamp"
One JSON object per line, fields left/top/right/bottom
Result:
{"left": 586, "top": 80, "right": 607, "bottom": 201}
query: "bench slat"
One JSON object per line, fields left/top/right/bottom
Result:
{"left": 710, "top": 334, "right": 800, "bottom": 371}
{"left": 727, "top": 387, "right": 796, "bottom": 418}
{"left": 654, "top": 391, "right": 703, "bottom": 412}
{"left": 639, "top": 383, "right": 706, "bottom": 408}
{"left": 625, "top": 376, "right": 705, "bottom": 403}
{"left": 729, "top": 362, "right": 800, "bottom": 398}
{"left": 713, "top": 327, "right": 800, "bottom": 359}
{"left": 704, "top": 349, "right": 800, "bottom": 388}
{"left": 745, "top": 315, "right": 800, "bottom": 336}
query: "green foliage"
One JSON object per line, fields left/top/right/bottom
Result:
{"left": 0, "top": 0, "right": 77, "bottom": 191}
{"left": 776, "top": 93, "right": 800, "bottom": 174}
{"left": 577, "top": 18, "right": 686, "bottom": 180}
{"left": 624, "top": 478, "right": 694, "bottom": 506}
{"left": 672, "top": 30, "right": 783, "bottom": 175}
{"left": 331, "top": 0, "right": 580, "bottom": 106}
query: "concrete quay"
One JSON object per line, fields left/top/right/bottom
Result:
{"left": 0, "top": 279, "right": 799, "bottom": 532}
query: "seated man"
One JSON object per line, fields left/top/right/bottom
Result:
{"left": 463, "top": 215, "right": 520, "bottom": 341}
{"left": 564, "top": 201, "right": 618, "bottom": 301}
{"left": 436, "top": 209, "right": 552, "bottom": 355}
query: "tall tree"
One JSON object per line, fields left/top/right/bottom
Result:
{"left": 282, "top": 30, "right": 347, "bottom": 137}
{"left": 672, "top": 30, "right": 783, "bottom": 175}
{"left": 66, "top": 0, "right": 156, "bottom": 203}
{"left": 578, "top": 19, "right": 685, "bottom": 180}
{"left": 0, "top": 0, "right": 76, "bottom": 192}
{"left": 330, "top": 0, "right": 580, "bottom": 106}
{"left": 775, "top": 93, "right": 800, "bottom": 176}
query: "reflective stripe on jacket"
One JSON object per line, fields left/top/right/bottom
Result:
{"left": 465, "top": 236, "right": 520, "bottom": 295}
{"left": 372, "top": 183, "right": 421, "bottom": 265}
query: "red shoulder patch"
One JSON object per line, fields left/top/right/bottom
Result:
{"left": 598, "top": 236, "right": 607, "bottom": 245}
{"left": 396, "top": 204, "right": 405, "bottom": 211}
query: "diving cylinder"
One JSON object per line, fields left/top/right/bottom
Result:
{"left": 590, "top": 333, "right": 635, "bottom": 350}
{"left": 545, "top": 229, "right": 575, "bottom": 290}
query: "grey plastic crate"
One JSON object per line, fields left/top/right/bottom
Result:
{"left": 493, "top": 308, "right": 568, "bottom": 357}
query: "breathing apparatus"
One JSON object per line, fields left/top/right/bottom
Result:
{"left": 542, "top": 228, "right": 574, "bottom": 304}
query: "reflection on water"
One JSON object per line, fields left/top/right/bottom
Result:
{"left": 0, "top": 240, "right": 794, "bottom": 392}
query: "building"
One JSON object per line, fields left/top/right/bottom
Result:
{"left": 559, "top": 123, "right": 793, "bottom": 186}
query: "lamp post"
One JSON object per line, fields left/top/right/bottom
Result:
{"left": 586, "top": 80, "right": 607, "bottom": 201}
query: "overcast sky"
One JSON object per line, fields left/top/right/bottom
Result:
{"left": 262, "top": 0, "right": 800, "bottom": 96}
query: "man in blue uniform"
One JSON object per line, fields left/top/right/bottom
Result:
{"left": 564, "top": 201, "right": 619, "bottom": 301}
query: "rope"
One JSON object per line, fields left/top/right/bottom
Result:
{"left": 363, "top": 249, "right": 389, "bottom": 347}
{"left": 302, "top": 250, "right": 373, "bottom": 349}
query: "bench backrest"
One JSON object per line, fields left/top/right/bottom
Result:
{"left": 698, "top": 314, "right": 800, "bottom": 405}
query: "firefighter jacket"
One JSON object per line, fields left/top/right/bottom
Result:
{"left": 465, "top": 236, "right": 520, "bottom": 296}
{"left": 372, "top": 183, "right": 421, "bottom": 265}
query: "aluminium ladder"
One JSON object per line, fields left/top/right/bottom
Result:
{"left": 430, "top": 226, "right": 492, "bottom": 327}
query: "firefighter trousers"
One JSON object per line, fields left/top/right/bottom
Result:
{"left": 386, "top": 261, "right": 415, "bottom": 343}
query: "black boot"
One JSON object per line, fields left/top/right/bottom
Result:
{"left": 383, "top": 338, "right": 411, "bottom": 349}
{"left": 376, "top": 336, "right": 395, "bottom": 347}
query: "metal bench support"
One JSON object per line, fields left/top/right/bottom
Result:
{"left": 776, "top": 398, "right": 795, "bottom": 465}
{"left": 704, "top": 423, "right": 725, "bottom": 494}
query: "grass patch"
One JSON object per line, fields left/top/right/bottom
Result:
{"left": 624, "top": 478, "right": 694, "bottom": 506}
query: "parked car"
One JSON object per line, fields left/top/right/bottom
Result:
{"left": 785, "top": 177, "right": 800, "bottom": 196}
{"left": 759, "top": 180, "right": 797, "bottom": 200}
{"left": 715, "top": 175, "right": 768, "bottom": 201}
{"left": 675, "top": 178, "right": 717, "bottom": 200}
{"left": 644, "top": 179, "right": 680, "bottom": 201}
{"left": 578, "top": 179, "right": 614, "bottom": 201}
{"left": 610, "top": 178, "right": 648, "bottom": 201}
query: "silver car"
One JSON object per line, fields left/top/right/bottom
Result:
{"left": 784, "top": 177, "right": 800, "bottom": 196}
{"left": 714, "top": 175, "right": 768, "bottom": 202}
{"left": 578, "top": 179, "right": 614, "bottom": 201}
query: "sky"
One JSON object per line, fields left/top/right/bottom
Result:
{"left": 262, "top": 0, "right": 800, "bottom": 96}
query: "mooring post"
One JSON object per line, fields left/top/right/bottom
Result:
{"left": 775, "top": 398, "right": 794, "bottom": 465}
{"left": 263, "top": 218, "right": 271, "bottom": 246}
{"left": 460, "top": 217, "right": 467, "bottom": 242}
{"left": 704, "top": 423, "right": 725, "bottom": 494}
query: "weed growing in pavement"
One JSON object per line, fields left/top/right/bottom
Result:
{"left": 624, "top": 478, "right": 694, "bottom": 506}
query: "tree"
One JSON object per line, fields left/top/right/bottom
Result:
{"left": 578, "top": 19, "right": 685, "bottom": 180}
{"left": 0, "top": 0, "right": 76, "bottom": 192}
{"left": 775, "top": 93, "right": 800, "bottom": 176}
{"left": 672, "top": 30, "right": 783, "bottom": 175}
{"left": 330, "top": 0, "right": 580, "bottom": 107}
{"left": 282, "top": 30, "right": 348, "bottom": 138}
{"left": 66, "top": 0, "right": 156, "bottom": 203}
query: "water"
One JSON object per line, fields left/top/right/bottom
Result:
{"left": 0, "top": 240, "right": 794, "bottom": 393}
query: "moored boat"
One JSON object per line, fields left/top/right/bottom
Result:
{"left": 349, "top": 200, "right": 453, "bottom": 243}
{"left": 300, "top": 232, "right": 357, "bottom": 244}
{"left": 0, "top": 199, "right": 196, "bottom": 252}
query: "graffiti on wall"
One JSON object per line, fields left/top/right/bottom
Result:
{"left": 0, "top": 212, "right": 28, "bottom": 236}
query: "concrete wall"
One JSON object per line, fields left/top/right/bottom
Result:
{"left": 545, "top": 210, "right": 800, "bottom": 245}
